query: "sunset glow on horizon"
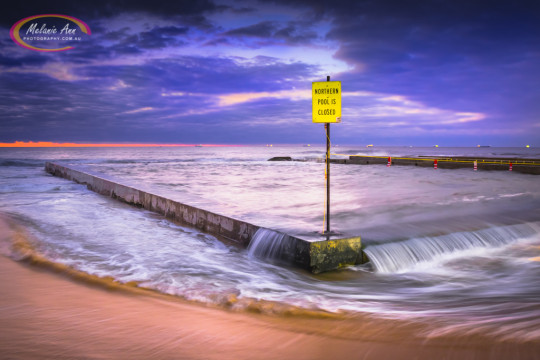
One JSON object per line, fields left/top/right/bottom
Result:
{"left": 0, "top": 141, "right": 242, "bottom": 148}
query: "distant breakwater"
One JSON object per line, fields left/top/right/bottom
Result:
{"left": 269, "top": 155, "right": 540, "bottom": 174}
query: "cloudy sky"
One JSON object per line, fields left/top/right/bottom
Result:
{"left": 1, "top": 0, "right": 539, "bottom": 146}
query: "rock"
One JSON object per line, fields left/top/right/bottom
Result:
{"left": 268, "top": 156, "right": 292, "bottom": 161}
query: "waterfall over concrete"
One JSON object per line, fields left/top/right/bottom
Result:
{"left": 247, "top": 228, "right": 292, "bottom": 260}
{"left": 364, "top": 222, "right": 539, "bottom": 273}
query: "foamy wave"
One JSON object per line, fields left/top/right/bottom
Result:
{"left": 0, "top": 213, "right": 336, "bottom": 318}
{"left": 364, "top": 222, "right": 540, "bottom": 274}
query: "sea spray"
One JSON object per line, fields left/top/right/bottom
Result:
{"left": 364, "top": 222, "right": 540, "bottom": 273}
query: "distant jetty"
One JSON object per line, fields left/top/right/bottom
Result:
{"left": 271, "top": 155, "right": 540, "bottom": 175}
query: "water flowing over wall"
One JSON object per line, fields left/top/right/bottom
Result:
{"left": 248, "top": 228, "right": 294, "bottom": 260}
{"left": 364, "top": 222, "right": 540, "bottom": 273}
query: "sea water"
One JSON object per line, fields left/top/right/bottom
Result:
{"left": 1, "top": 145, "right": 539, "bottom": 339}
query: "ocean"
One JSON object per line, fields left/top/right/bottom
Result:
{"left": 1, "top": 145, "right": 539, "bottom": 340}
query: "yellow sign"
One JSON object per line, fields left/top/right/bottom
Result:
{"left": 312, "top": 81, "right": 341, "bottom": 123}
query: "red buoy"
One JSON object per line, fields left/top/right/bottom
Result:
{"left": 387, "top": 157, "right": 391, "bottom": 167}
{"left": 434, "top": 159, "right": 438, "bottom": 169}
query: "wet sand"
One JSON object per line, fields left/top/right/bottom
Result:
{"left": 1, "top": 215, "right": 538, "bottom": 360}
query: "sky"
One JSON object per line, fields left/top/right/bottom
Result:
{"left": 1, "top": 0, "right": 539, "bottom": 146}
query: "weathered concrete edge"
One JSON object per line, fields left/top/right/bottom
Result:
{"left": 274, "top": 235, "right": 364, "bottom": 274}
{"left": 309, "top": 237, "right": 363, "bottom": 273}
{"left": 45, "top": 162, "right": 258, "bottom": 246}
{"left": 45, "top": 162, "right": 363, "bottom": 273}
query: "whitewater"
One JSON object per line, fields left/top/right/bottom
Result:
{"left": 1, "top": 145, "right": 539, "bottom": 340}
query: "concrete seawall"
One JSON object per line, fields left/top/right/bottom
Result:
{"left": 45, "top": 162, "right": 363, "bottom": 273}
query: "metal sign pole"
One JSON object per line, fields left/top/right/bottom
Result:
{"left": 326, "top": 75, "right": 330, "bottom": 234}
{"left": 312, "top": 75, "right": 340, "bottom": 236}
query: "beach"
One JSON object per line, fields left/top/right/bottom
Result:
{"left": 1, "top": 214, "right": 540, "bottom": 359}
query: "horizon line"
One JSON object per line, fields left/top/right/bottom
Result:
{"left": 0, "top": 141, "right": 244, "bottom": 148}
{"left": 0, "top": 141, "right": 533, "bottom": 148}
